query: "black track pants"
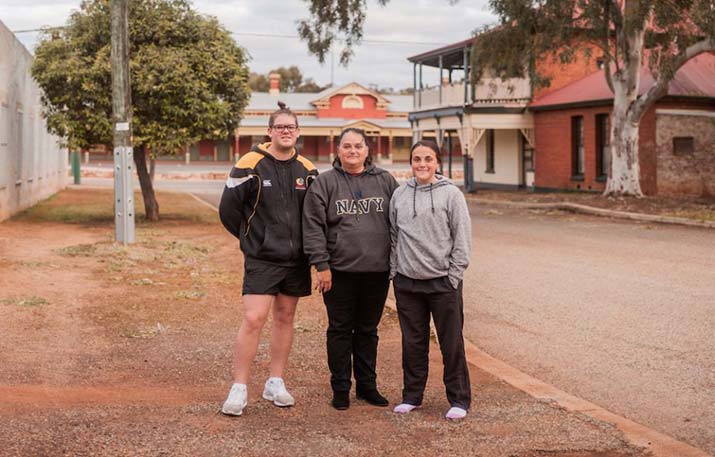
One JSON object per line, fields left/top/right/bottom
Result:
{"left": 323, "top": 270, "right": 390, "bottom": 393}
{"left": 393, "top": 274, "right": 471, "bottom": 409}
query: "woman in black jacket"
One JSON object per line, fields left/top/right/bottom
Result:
{"left": 302, "top": 128, "right": 398, "bottom": 410}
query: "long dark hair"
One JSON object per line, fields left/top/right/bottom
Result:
{"left": 269, "top": 101, "right": 298, "bottom": 127}
{"left": 334, "top": 127, "right": 374, "bottom": 167}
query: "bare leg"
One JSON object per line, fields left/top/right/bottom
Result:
{"left": 233, "top": 294, "right": 274, "bottom": 383}
{"left": 269, "top": 293, "right": 299, "bottom": 378}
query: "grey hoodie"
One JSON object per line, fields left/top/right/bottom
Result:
{"left": 303, "top": 160, "right": 399, "bottom": 272}
{"left": 389, "top": 175, "right": 471, "bottom": 289}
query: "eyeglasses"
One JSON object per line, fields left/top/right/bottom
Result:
{"left": 271, "top": 124, "right": 298, "bottom": 133}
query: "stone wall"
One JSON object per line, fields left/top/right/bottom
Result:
{"left": 0, "top": 20, "right": 66, "bottom": 222}
{"left": 656, "top": 109, "right": 715, "bottom": 197}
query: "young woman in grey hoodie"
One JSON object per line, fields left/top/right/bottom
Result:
{"left": 303, "top": 128, "right": 399, "bottom": 410}
{"left": 389, "top": 140, "right": 472, "bottom": 420}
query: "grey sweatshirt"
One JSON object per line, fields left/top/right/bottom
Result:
{"left": 389, "top": 175, "right": 471, "bottom": 289}
{"left": 303, "top": 161, "right": 399, "bottom": 272}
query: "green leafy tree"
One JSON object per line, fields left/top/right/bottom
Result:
{"left": 299, "top": 0, "right": 715, "bottom": 197}
{"left": 248, "top": 66, "right": 329, "bottom": 93}
{"left": 32, "top": 0, "right": 250, "bottom": 220}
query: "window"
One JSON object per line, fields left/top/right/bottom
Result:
{"left": 485, "top": 129, "right": 495, "bottom": 173}
{"left": 341, "top": 95, "right": 364, "bottom": 109}
{"left": 595, "top": 114, "right": 610, "bottom": 179}
{"left": 571, "top": 116, "right": 584, "bottom": 178}
{"left": 673, "top": 137, "right": 694, "bottom": 155}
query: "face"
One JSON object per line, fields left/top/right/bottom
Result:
{"left": 410, "top": 145, "right": 439, "bottom": 183}
{"left": 337, "top": 131, "right": 368, "bottom": 171}
{"left": 268, "top": 114, "right": 299, "bottom": 149}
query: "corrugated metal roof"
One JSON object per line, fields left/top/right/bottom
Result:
{"left": 530, "top": 53, "right": 715, "bottom": 109}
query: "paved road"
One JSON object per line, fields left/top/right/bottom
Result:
{"left": 83, "top": 178, "right": 715, "bottom": 454}
{"left": 464, "top": 203, "right": 715, "bottom": 455}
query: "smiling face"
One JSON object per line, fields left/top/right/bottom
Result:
{"left": 410, "top": 145, "right": 440, "bottom": 185}
{"left": 337, "top": 131, "right": 368, "bottom": 173}
{"left": 267, "top": 114, "right": 299, "bottom": 151}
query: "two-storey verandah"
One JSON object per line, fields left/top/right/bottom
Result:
{"left": 408, "top": 38, "right": 536, "bottom": 190}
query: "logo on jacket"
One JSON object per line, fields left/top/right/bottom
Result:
{"left": 335, "top": 198, "right": 384, "bottom": 215}
{"left": 263, "top": 179, "right": 272, "bottom": 187}
{"left": 295, "top": 177, "right": 306, "bottom": 190}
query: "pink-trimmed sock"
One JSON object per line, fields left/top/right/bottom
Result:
{"left": 445, "top": 407, "right": 467, "bottom": 420}
{"left": 393, "top": 403, "right": 418, "bottom": 414}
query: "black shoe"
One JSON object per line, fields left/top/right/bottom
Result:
{"left": 332, "top": 391, "right": 350, "bottom": 410}
{"left": 356, "top": 389, "right": 389, "bottom": 407}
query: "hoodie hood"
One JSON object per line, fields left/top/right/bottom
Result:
{"left": 406, "top": 174, "right": 453, "bottom": 190}
{"left": 405, "top": 174, "right": 454, "bottom": 217}
{"left": 253, "top": 142, "right": 297, "bottom": 163}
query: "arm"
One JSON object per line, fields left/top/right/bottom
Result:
{"left": 447, "top": 189, "right": 472, "bottom": 289}
{"left": 302, "top": 178, "right": 333, "bottom": 292}
{"left": 302, "top": 178, "right": 332, "bottom": 272}
{"left": 389, "top": 191, "right": 399, "bottom": 280}
{"left": 218, "top": 166, "right": 258, "bottom": 240}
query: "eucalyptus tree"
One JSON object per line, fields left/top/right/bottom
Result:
{"left": 32, "top": 0, "right": 250, "bottom": 220}
{"left": 298, "top": 0, "right": 715, "bottom": 197}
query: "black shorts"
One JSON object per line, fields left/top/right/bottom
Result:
{"left": 242, "top": 259, "right": 312, "bottom": 297}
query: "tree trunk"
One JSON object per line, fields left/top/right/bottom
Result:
{"left": 605, "top": 104, "right": 643, "bottom": 197}
{"left": 149, "top": 156, "right": 156, "bottom": 183}
{"left": 604, "top": 22, "right": 645, "bottom": 198}
{"left": 134, "top": 145, "right": 160, "bottom": 221}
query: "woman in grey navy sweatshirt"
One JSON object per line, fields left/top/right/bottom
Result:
{"left": 389, "top": 140, "right": 472, "bottom": 420}
{"left": 302, "top": 128, "right": 399, "bottom": 410}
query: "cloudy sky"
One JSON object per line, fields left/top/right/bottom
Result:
{"left": 2, "top": 0, "right": 496, "bottom": 90}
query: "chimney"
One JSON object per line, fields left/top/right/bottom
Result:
{"left": 269, "top": 73, "right": 280, "bottom": 96}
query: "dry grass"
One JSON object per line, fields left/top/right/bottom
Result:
{"left": 13, "top": 188, "right": 217, "bottom": 225}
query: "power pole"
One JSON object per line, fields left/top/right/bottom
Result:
{"left": 111, "top": 0, "right": 135, "bottom": 244}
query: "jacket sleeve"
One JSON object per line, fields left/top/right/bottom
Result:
{"left": 218, "top": 165, "right": 258, "bottom": 240}
{"left": 389, "top": 190, "right": 400, "bottom": 280}
{"left": 302, "top": 177, "right": 331, "bottom": 271}
{"left": 447, "top": 189, "right": 472, "bottom": 289}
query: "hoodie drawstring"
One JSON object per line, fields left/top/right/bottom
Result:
{"left": 430, "top": 183, "right": 434, "bottom": 213}
{"left": 413, "top": 182, "right": 435, "bottom": 217}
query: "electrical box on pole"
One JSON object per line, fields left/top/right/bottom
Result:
{"left": 111, "top": 0, "right": 135, "bottom": 244}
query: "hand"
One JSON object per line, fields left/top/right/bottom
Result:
{"left": 316, "top": 269, "right": 332, "bottom": 293}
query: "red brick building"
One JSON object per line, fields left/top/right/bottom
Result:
{"left": 530, "top": 53, "right": 715, "bottom": 196}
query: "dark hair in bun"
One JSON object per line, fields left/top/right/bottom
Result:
{"left": 269, "top": 101, "right": 298, "bottom": 127}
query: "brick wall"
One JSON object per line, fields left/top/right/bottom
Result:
{"left": 534, "top": 105, "right": 656, "bottom": 194}
{"left": 533, "top": 44, "right": 603, "bottom": 100}
{"left": 534, "top": 99, "right": 715, "bottom": 195}
{"left": 656, "top": 110, "right": 715, "bottom": 197}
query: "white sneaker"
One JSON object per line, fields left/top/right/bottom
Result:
{"left": 221, "top": 383, "right": 247, "bottom": 416}
{"left": 445, "top": 406, "right": 468, "bottom": 420}
{"left": 262, "top": 377, "right": 295, "bottom": 407}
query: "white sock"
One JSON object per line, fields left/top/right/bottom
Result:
{"left": 393, "top": 403, "right": 418, "bottom": 414}
{"left": 445, "top": 406, "right": 467, "bottom": 420}
{"left": 267, "top": 377, "right": 283, "bottom": 383}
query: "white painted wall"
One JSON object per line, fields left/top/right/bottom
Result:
{"left": 474, "top": 129, "right": 521, "bottom": 186}
{"left": 0, "top": 20, "right": 66, "bottom": 222}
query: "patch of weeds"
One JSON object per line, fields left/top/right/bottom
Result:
{"left": 164, "top": 241, "right": 211, "bottom": 257}
{"left": 55, "top": 243, "right": 98, "bottom": 257}
{"left": 130, "top": 278, "right": 156, "bottom": 286}
{"left": 175, "top": 290, "right": 207, "bottom": 300}
{"left": 20, "top": 261, "right": 58, "bottom": 268}
{"left": 1, "top": 296, "right": 49, "bottom": 307}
